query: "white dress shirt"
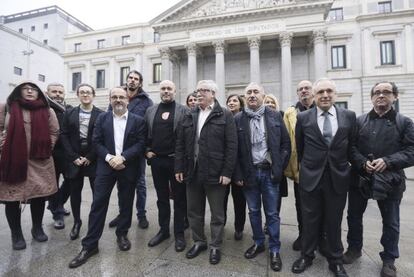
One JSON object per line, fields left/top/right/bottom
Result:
{"left": 317, "top": 106, "right": 338, "bottom": 138}
{"left": 197, "top": 102, "right": 214, "bottom": 137}
{"left": 105, "top": 111, "right": 128, "bottom": 162}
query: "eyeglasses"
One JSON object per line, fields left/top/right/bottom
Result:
{"left": 79, "top": 91, "right": 93, "bottom": 96}
{"left": 22, "top": 86, "right": 39, "bottom": 92}
{"left": 110, "top": 95, "right": 127, "bottom": 101}
{"left": 372, "top": 90, "right": 393, "bottom": 97}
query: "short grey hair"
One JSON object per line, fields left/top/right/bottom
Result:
{"left": 46, "top": 83, "right": 64, "bottom": 91}
{"left": 197, "top": 80, "right": 218, "bottom": 94}
{"left": 245, "top": 82, "right": 265, "bottom": 94}
{"left": 313, "top": 78, "right": 337, "bottom": 92}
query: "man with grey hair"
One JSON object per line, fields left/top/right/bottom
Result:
{"left": 291, "top": 78, "right": 356, "bottom": 277}
{"left": 234, "top": 82, "right": 291, "bottom": 272}
{"left": 175, "top": 80, "right": 237, "bottom": 265}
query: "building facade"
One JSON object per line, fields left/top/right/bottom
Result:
{"left": 63, "top": 0, "right": 414, "bottom": 118}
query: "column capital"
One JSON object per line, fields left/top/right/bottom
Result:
{"left": 212, "top": 40, "right": 226, "bottom": 53}
{"left": 279, "top": 32, "right": 293, "bottom": 47}
{"left": 312, "top": 29, "right": 327, "bottom": 44}
{"left": 248, "top": 36, "right": 261, "bottom": 49}
{"left": 185, "top": 43, "right": 199, "bottom": 56}
{"left": 159, "top": 47, "right": 172, "bottom": 59}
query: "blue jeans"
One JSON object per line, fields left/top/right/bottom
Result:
{"left": 243, "top": 168, "right": 281, "bottom": 253}
{"left": 347, "top": 185, "right": 401, "bottom": 262}
{"left": 135, "top": 157, "right": 147, "bottom": 219}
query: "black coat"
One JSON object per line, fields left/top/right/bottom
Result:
{"left": 295, "top": 106, "right": 356, "bottom": 194}
{"left": 234, "top": 107, "right": 291, "bottom": 187}
{"left": 60, "top": 105, "right": 103, "bottom": 179}
{"left": 351, "top": 108, "right": 414, "bottom": 198}
{"left": 175, "top": 101, "right": 238, "bottom": 185}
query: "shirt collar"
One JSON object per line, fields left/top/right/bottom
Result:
{"left": 199, "top": 102, "right": 214, "bottom": 111}
{"left": 317, "top": 105, "right": 337, "bottom": 118}
{"left": 369, "top": 107, "right": 396, "bottom": 120}
{"left": 113, "top": 110, "right": 128, "bottom": 120}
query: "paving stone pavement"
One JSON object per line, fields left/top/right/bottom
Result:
{"left": 0, "top": 168, "right": 413, "bottom": 277}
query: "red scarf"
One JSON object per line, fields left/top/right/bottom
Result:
{"left": 0, "top": 99, "right": 51, "bottom": 183}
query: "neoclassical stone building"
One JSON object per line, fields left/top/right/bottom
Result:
{"left": 63, "top": 0, "right": 414, "bottom": 117}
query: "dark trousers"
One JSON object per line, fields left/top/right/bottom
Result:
{"left": 5, "top": 198, "right": 45, "bottom": 232}
{"left": 69, "top": 171, "right": 95, "bottom": 223}
{"left": 150, "top": 156, "right": 186, "bottom": 236}
{"left": 223, "top": 183, "right": 246, "bottom": 232}
{"left": 293, "top": 182, "right": 303, "bottom": 236}
{"left": 300, "top": 168, "right": 346, "bottom": 265}
{"left": 82, "top": 171, "right": 136, "bottom": 250}
{"left": 48, "top": 160, "right": 71, "bottom": 220}
{"left": 187, "top": 174, "right": 227, "bottom": 248}
{"left": 347, "top": 185, "right": 401, "bottom": 262}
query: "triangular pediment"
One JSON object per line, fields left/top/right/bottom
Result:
{"left": 152, "top": 0, "right": 332, "bottom": 27}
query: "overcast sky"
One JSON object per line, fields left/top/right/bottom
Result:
{"left": 1, "top": 0, "right": 183, "bottom": 29}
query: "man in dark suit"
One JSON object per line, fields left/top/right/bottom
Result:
{"left": 68, "top": 87, "right": 147, "bottom": 268}
{"left": 234, "top": 82, "right": 291, "bottom": 272}
{"left": 60, "top": 83, "right": 103, "bottom": 240}
{"left": 291, "top": 78, "right": 356, "bottom": 277}
{"left": 145, "top": 80, "right": 188, "bottom": 252}
{"left": 175, "top": 80, "right": 237, "bottom": 265}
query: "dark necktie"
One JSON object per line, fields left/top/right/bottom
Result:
{"left": 322, "top": 111, "right": 332, "bottom": 144}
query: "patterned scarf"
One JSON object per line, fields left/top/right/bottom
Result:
{"left": 244, "top": 105, "right": 266, "bottom": 145}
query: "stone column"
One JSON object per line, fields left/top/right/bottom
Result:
{"left": 186, "top": 43, "right": 198, "bottom": 92}
{"left": 84, "top": 60, "right": 91, "bottom": 84}
{"left": 361, "top": 28, "right": 372, "bottom": 75}
{"left": 109, "top": 57, "right": 116, "bottom": 89}
{"left": 313, "top": 29, "right": 327, "bottom": 80}
{"left": 404, "top": 24, "right": 414, "bottom": 73}
{"left": 279, "top": 32, "right": 293, "bottom": 110}
{"left": 213, "top": 40, "right": 226, "bottom": 105}
{"left": 248, "top": 36, "right": 261, "bottom": 83}
{"left": 134, "top": 53, "right": 143, "bottom": 72}
{"left": 159, "top": 47, "right": 172, "bottom": 80}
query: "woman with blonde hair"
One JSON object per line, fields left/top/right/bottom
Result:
{"left": 263, "top": 94, "right": 280, "bottom": 111}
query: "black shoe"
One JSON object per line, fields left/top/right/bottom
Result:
{"left": 244, "top": 244, "right": 265, "bottom": 259}
{"left": 186, "top": 243, "right": 207, "bottom": 259}
{"left": 31, "top": 226, "right": 48, "bottom": 242}
{"left": 54, "top": 219, "right": 65, "bottom": 230}
{"left": 68, "top": 247, "right": 99, "bottom": 268}
{"left": 209, "top": 248, "right": 221, "bottom": 265}
{"left": 270, "top": 252, "right": 282, "bottom": 272}
{"left": 138, "top": 217, "right": 149, "bottom": 229}
{"left": 70, "top": 221, "right": 82, "bottom": 240}
{"left": 292, "top": 236, "right": 301, "bottom": 251}
{"left": 234, "top": 231, "right": 243, "bottom": 241}
{"left": 108, "top": 215, "right": 120, "bottom": 228}
{"left": 117, "top": 235, "right": 131, "bottom": 251}
{"left": 342, "top": 248, "right": 362, "bottom": 264}
{"left": 381, "top": 261, "right": 397, "bottom": 277}
{"left": 329, "top": 264, "right": 348, "bottom": 277}
{"left": 148, "top": 231, "right": 170, "bottom": 247}
{"left": 175, "top": 235, "right": 186, "bottom": 252}
{"left": 291, "top": 257, "right": 312, "bottom": 273}
{"left": 11, "top": 230, "right": 26, "bottom": 250}
{"left": 63, "top": 208, "right": 71, "bottom": 216}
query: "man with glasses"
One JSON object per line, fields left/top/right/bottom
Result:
{"left": 69, "top": 87, "right": 147, "bottom": 268}
{"left": 175, "top": 80, "right": 237, "bottom": 265}
{"left": 344, "top": 82, "right": 414, "bottom": 277}
{"left": 108, "top": 70, "right": 153, "bottom": 230}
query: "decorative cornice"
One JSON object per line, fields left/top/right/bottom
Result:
{"left": 248, "top": 36, "right": 261, "bottom": 49}
{"left": 279, "top": 32, "right": 293, "bottom": 47}
{"left": 212, "top": 40, "right": 226, "bottom": 53}
{"left": 312, "top": 29, "right": 326, "bottom": 44}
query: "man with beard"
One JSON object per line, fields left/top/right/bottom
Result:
{"left": 145, "top": 80, "right": 188, "bottom": 252}
{"left": 45, "top": 83, "right": 72, "bottom": 230}
{"left": 108, "top": 70, "right": 153, "bottom": 229}
{"left": 283, "top": 80, "right": 314, "bottom": 251}
{"left": 69, "top": 87, "right": 147, "bottom": 268}
{"left": 344, "top": 82, "right": 414, "bottom": 277}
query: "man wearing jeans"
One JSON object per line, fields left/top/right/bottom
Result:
{"left": 234, "top": 82, "right": 291, "bottom": 272}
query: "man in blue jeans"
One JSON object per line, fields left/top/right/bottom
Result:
{"left": 234, "top": 82, "right": 291, "bottom": 272}
{"left": 345, "top": 81, "right": 414, "bottom": 277}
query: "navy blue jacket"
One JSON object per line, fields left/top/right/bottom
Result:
{"left": 93, "top": 111, "right": 147, "bottom": 182}
{"left": 234, "top": 106, "right": 291, "bottom": 186}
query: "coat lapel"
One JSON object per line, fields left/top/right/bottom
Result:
{"left": 122, "top": 114, "right": 133, "bottom": 150}
{"left": 87, "top": 106, "right": 98, "bottom": 139}
{"left": 331, "top": 106, "right": 344, "bottom": 146}
{"left": 241, "top": 112, "right": 252, "bottom": 153}
{"left": 311, "top": 108, "right": 326, "bottom": 143}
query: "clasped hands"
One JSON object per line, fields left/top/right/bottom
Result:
{"left": 73, "top": 157, "right": 91, "bottom": 167}
{"left": 108, "top": 155, "right": 126, "bottom": 170}
{"left": 365, "top": 158, "right": 387, "bottom": 173}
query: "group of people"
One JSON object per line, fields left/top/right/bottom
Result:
{"left": 0, "top": 70, "right": 413, "bottom": 277}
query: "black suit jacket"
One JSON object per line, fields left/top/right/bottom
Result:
{"left": 61, "top": 105, "right": 103, "bottom": 179}
{"left": 295, "top": 106, "right": 356, "bottom": 194}
{"left": 93, "top": 111, "right": 147, "bottom": 182}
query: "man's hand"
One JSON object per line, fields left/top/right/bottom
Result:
{"left": 371, "top": 158, "right": 387, "bottom": 173}
{"left": 235, "top": 180, "right": 244, "bottom": 186}
{"left": 80, "top": 157, "right": 91, "bottom": 166}
{"left": 145, "top": 151, "right": 156, "bottom": 159}
{"left": 219, "top": 176, "right": 231, "bottom": 186}
{"left": 73, "top": 157, "right": 83, "bottom": 166}
{"left": 364, "top": 161, "right": 375, "bottom": 174}
{"left": 109, "top": 155, "right": 125, "bottom": 169}
{"left": 175, "top": 173, "right": 184, "bottom": 183}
